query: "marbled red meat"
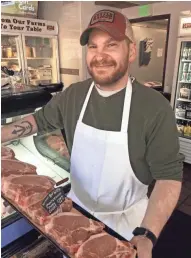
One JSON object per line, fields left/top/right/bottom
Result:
{"left": 1, "top": 146, "right": 15, "bottom": 159}
{"left": 75, "top": 233, "right": 136, "bottom": 258}
{"left": 2, "top": 175, "right": 55, "bottom": 208}
{"left": 45, "top": 212, "right": 105, "bottom": 254}
{"left": 26, "top": 197, "right": 73, "bottom": 226}
{"left": 1, "top": 159, "right": 37, "bottom": 177}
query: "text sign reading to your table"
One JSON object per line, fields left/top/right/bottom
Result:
{"left": 42, "top": 187, "right": 66, "bottom": 215}
{"left": 1, "top": 15, "right": 58, "bottom": 35}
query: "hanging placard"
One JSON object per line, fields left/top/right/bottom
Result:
{"left": 1, "top": 15, "right": 58, "bottom": 35}
{"left": 42, "top": 187, "right": 66, "bottom": 215}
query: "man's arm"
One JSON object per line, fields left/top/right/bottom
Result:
{"left": 1, "top": 115, "right": 38, "bottom": 143}
{"left": 130, "top": 95, "right": 184, "bottom": 257}
{"left": 141, "top": 179, "right": 181, "bottom": 238}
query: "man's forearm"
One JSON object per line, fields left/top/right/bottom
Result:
{"left": 1, "top": 114, "right": 38, "bottom": 143}
{"left": 141, "top": 180, "right": 182, "bottom": 238}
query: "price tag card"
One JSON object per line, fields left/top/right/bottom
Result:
{"left": 42, "top": 187, "right": 65, "bottom": 215}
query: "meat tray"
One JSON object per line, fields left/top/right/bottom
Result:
{"left": 1, "top": 187, "right": 137, "bottom": 258}
{"left": 33, "top": 135, "right": 70, "bottom": 172}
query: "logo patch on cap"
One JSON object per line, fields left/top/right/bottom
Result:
{"left": 90, "top": 10, "right": 115, "bottom": 25}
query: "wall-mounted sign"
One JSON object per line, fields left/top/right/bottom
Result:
{"left": 182, "top": 23, "right": 191, "bottom": 29}
{"left": 179, "top": 17, "right": 191, "bottom": 37}
{"left": 1, "top": 15, "right": 58, "bottom": 35}
{"left": 138, "top": 5, "right": 150, "bottom": 17}
{"left": 1, "top": 1, "right": 38, "bottom": 18}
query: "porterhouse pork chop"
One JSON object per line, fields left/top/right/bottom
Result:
{"left": 1, "top": 159, "right": 37, "bottom": 177}
{"left": 75, "top": 232, "right": 136, "bottom": 258}
{"left": 1, "top": 175, "right": 55, "bottom": 208}
{"left": 1, "top": 146, "right": 15, "bottom": 159}
{"left": 45, "top": 212, "right": 105, "bottom": 254}
{"left": 26, "top": 197, "right": 73, "bottom": 226}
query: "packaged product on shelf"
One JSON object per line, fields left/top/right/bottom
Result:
{"left": 176, "top": 103, "right": 186, "bottom": 118}
{"left": 176, "top": 119, "right": 184, "bottom": 136}
{"left": 179, "top": 84, "right": 190, "bottom": 99}
{"left": 185, "top": 109, "right": 191, "bottom": 119}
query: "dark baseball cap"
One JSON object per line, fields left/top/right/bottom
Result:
{"left": 80, "top": 9, "right": 135, "bottom": 46}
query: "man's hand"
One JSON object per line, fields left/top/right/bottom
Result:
{"left": 130, "top": 236, "right": 153, "bottom": 258}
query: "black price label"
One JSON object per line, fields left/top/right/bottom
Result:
{"left": 42, "top": 187, "right": 65, "bottom": 215}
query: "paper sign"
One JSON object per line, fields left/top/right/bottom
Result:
{"left": 157, "top": 48, "right": 163, "bottom": 57}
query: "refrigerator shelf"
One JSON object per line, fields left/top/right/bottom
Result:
{"left": 27, "top": 57, "right": 53, "bottom": 60}
{"left": 177, "top": 98, "right": 191, "bottom": 102}
{"left": 181, "top": 60, "right": 191, "bottom": 62}
{"left": 176, "top": 116, "right": 191, "bottom": 121}
{"left": 179, "top": 81, "right": 191, "bottom": 84}
{"left": 1, "top": 58, "right": 18, "bottom": 60}
{"left": 179, "top": 135, "right": 191, "bottom": 140}
{"left": 181, "top": 59, "right": 191, "bottom": 63}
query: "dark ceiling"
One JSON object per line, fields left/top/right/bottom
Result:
{"left": 95, "top": 1, "right": 162, "bottom": 9}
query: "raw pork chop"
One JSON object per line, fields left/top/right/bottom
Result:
{"left": 46, "top": 134, "right": 70, "bottom": 159}
{"left": 1, "top": 146, "right": 15, "bottom": 159}
{"left": 2, "top": 175, "right": 55, "bottom": 208}
{"left": 75, "top": 233, "right": 136, "bottom": 258}
{"left": 1, "top": 159, "right": 37, "bottom": 177}
{"left": 26, "top": 197, "right": 73, "bottom": 226}
{"left": 45, "top": 212, "right": 105, "bottom": 254}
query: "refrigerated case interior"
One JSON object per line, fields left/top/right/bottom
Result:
{"left": 175, "top": 41, "right": 191, "bottom": 140}
{"left": 1, "top": 33, "right": 59, "bottom": 87}
{"left": 24, "top": 36, "right": 58, "bottom": 86}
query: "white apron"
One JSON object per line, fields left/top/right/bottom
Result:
{"left": 67, "top": 77, "right": 148, "bottom": 241}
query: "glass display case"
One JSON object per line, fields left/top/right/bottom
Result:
{"left": 1, "top": 82, "right": 69, "bottom": 256}
{"left": 171, "top": 16, "right": 191, "bottom": 164}
{"left": 23, "top": 35, "right": 59, "bottom": 86}
{"left": 174, "top": 40, "right": 191, "bottom": 139}
{"left": 1, "top": 34, "right": 22, "bottom": 71}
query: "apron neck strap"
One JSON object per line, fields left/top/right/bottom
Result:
{"left": 121, "top": 77, "right": 133, "bottom": 133}
{"left": 78, "top": 78, "right": 133, "bottom": 133}
{"left": 79, "top": 82, "right": 94, "bottom": 122}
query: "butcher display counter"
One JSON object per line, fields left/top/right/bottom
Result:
{"left": 1, "top": 82, "right": 71, "bottom": 257}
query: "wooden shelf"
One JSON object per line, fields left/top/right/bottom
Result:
{"left": 1, "top": 58, "right": 18, "bottom": 60}
{"left": 27, "top": 57, "right": 52, "bottom": 60}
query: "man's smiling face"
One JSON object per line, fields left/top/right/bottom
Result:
{"left": 86, "top": 28, "right": 135, "bottom": 87}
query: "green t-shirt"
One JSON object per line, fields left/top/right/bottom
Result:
{"left": 33, "top": 78, "right": 184, "bottom": 185}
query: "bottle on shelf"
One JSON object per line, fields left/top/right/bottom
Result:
{"left": 183, "top": 121, "right": 191, "bottom": 137}
{"left": 183, "top": 62, "right": 189, "bottom": 72}
{"left": 177, "top": 119, "right": 183, "bottom": 136}
{"left": 188, "top": 63, "right": 191, "bottom": 72}
{"left": 182, "top": 47, "right": 189, "bottom": 59}
{"left": 188, "top": 48, "right": 191, "bottom": 60}
{"left": 189, "top": 122, "right": 191, "bottom": 138}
